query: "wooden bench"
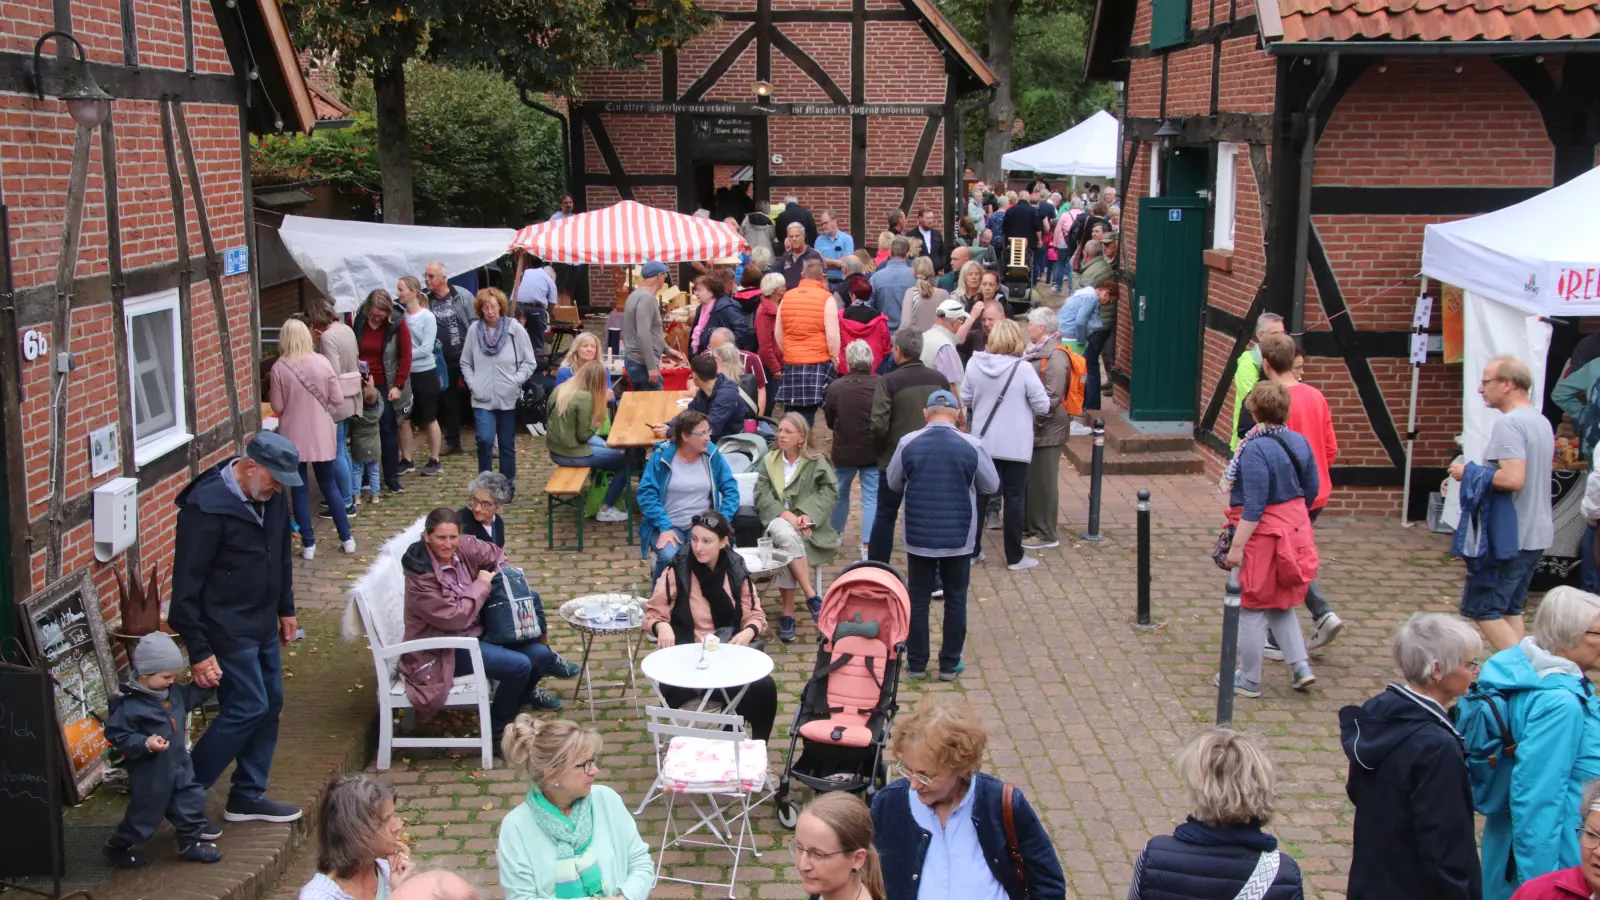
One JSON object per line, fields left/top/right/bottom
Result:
{"left": 545, "top": 466, "right": 591, "bottom": 550}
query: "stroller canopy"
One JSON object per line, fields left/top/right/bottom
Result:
{"left": 818, "top": 565, "right": 911, "bottom": 649}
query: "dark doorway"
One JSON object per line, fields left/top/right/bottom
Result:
{"left": 1166, "top": 146, "right": 1209, "bottom": 201}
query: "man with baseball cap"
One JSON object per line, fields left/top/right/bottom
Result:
{"left": 884, "top": 389, "right": 999, "bottom": 681}
{"left": 168, "top": 431, "right": 303, "bottom": 824}
{"left": 622, "top": 260, "right": 686, "bottom": 390}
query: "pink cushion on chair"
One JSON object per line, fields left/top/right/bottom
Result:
{"left": 661, "top": 736, "right": 769, "bottom": 793}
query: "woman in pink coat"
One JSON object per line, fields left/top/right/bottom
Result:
{"left": 270, "top": 317, "right": 353, "bottom": 558}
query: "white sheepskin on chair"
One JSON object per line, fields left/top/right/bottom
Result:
{"left": 343, "top": 515, "right": 427, "bottom": 652}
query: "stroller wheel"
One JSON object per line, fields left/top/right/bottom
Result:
{"left": 776, "top": 798, "right": 800, "bottom": 830}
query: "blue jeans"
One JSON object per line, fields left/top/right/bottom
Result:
{"left": 830, "top": 465, "right": 879, "bottom": 545}
{"left": 333, "top": 420, "right": 354, "bottom": 507}
{"left": 652, "top": 526, "right": 693, "bottom": 582}
{"left": 550, "top": 437, "right": 627, "bottom": 508}
{"left": 357, "top": 460, "right": 381, "bottom": 496}
{"left": 868, "top": 469, "right": 901, "bottom": 564}
{"left": 455, "top": 640, "right": 558, "bottom": 733}
{"left": 191, "top": 638, "right": 283, "bottom": 802}
{"left": 1050, "top": 255, "right": 1071, "bottom": 292}
{"left": 624, "top": 360, "right": 660, "bottom": 391}
{"left": 474, "top": 407, "right": 518, "bottom": 487}
{"left": 290, "top": 460, "right": 350, "bottom": 546}
{"left": 906, "top": 554, "right": 970, "bottom": 674}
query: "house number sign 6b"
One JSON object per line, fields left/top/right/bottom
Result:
{"left": 21, "top": 329, "right": 49, "bottom": 361}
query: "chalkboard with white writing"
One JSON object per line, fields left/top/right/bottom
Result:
{"left": 0, "top": 662, "right": 64, "bottom": 881}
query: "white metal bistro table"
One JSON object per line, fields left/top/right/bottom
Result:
{"left": 559, "top": 593, "right": 647, "bottom": 721}
{"left": 636, "top": 641, "right": 775, "bottom": 815}
{"left": 734, "top": 546, "right": 790, "bottom": 579}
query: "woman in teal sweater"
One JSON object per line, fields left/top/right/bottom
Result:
{"left": 496, "top": 715, "right": 654, "bottom": 900}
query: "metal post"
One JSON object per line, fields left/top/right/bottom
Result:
{"left": 1133, "top": 488, "right": 1154, "bottom": 630}
{"left": 1080, "top": 418, "right": 1107, "bottom": 542}
{"left": 1216, "top": 572, "right": 1242, "bottom": 726}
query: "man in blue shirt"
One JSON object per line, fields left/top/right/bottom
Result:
{"left": 814, "top": 209, "right": 854, "bottom": 287}
{"left": 869, "top": 236, "right": 916, "bottom": 331}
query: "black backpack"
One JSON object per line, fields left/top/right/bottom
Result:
{"left": 518, "top": 374, "right": 549, "bottom": 425}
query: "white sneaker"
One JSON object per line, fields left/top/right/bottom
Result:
{"left": 1069, "top": 422, "right": 1094, "bottom": 437}
{"left": 859, "top": 544, "right": 869, "bottom": 562}
{"left": 1308, "top": 612, "right": 1345, "bottom": 650}
{"left": 533, "top": 422, "right": 547, "bottom": 436}
{"left": 526, "top": 424, "right": 539, "bottom": 438}
{"left": 300, "top": 545, "right": 316, "bottom": 561}
{"left": 341, "top": 537, "right": 357, "bottom": 554}
{"left": 1007, "top": 556, "right": 1040, "bottom": 571}
{"left": 595, "top": 506, "right": 629, "bottom": 523}
{"left": 1021, "top": 537, "right": 1060, "bottom": 550}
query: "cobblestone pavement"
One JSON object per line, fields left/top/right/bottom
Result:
{"left": 249, "top": 417, "right": 1469, "bottom": 900}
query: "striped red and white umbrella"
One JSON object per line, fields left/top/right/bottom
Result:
{"left": 510, "top": 200, "right": 749, "bottom": 265}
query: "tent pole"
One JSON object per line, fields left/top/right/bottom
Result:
{"left": 1401, "top": 275, "right": 1429, "bottom": 527}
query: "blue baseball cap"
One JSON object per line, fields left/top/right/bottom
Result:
{"left": 246, "top": 431, "right": 303, "bottom": 486}
{"left": 640, "top": 261, "right": 670, "bottom": 278}
{"left": 925, "top": 390, "right": 959, "bottom": 410}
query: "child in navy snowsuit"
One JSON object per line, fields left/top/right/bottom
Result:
{"left": 103, "top": 632, "right": 223, "bottom": 868}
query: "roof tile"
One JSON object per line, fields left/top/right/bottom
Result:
{"left": 1276, "top": 0, "right": 1600, "bottom": 40}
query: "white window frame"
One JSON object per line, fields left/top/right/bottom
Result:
{"left": 124, "top": 288, "right": 192, "bottom": 467}
{"left": 1213, "top": 142, "right": 1238, "bottom": 251}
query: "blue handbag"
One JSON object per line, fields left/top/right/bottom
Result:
{"left": 478, "top": 565, "right": 545, "bottom": 645}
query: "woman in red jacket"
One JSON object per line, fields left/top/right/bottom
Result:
{"left": 1512, "top": 783, "right": 1600, "bottom": 898}
{"left": 756, "top": 273, "right": 785, "bottom": 415}
{"left": 836, "top": 277, "right": 889, "bottom": 374}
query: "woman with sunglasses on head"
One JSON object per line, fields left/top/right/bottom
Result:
{"left": 496, "top": 716, "right": 653, "bottom": 900}
{"left": 641, "top": 509, "right": 777, "bottom": 740}
{"left": 793, "top": 792, "right": 885, "bottom": 900}
{"left": 636, "top": 409, "right": 740, "bottom": 582}
{"left": 871, "top": 695, "right": 1065, "bottom": 900}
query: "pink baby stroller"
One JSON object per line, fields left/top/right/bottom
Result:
{"left": 773, "top": 561, "right": 911, "bottom": 828}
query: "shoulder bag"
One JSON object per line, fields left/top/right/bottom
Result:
{"left": 1211, "top": 431, "right": 1313, "bottom": 570}
{"left": 1001, "top": 783, "right": 1028, "bottom": 899}
{"left": 1231, "top": 851, "right": 1281, "bottom": 900}
{"left": 478, "top": 565, "right": 545, "bottom": 645}
{"left": 979, "top": 360, "right": 1024, "bottom": 438}
{"left": 281, "top": 360, "right": 340, "bottom": 416}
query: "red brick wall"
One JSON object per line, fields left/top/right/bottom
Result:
{"left": 6, "top": 3, "right": 256, "bottom": 624}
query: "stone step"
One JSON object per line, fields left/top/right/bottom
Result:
{"left": 1087, "top": 409, "right": 1196, "bottom": 455}
{"left": 1063, "top": 435, "right": 1205, "bottom": 476}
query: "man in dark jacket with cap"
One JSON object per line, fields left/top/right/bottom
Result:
{"left": 168, "top": 431, "right": 303, "bottom": 824}
{"left": 1339, "top": 612, "right": 1483, "bottom": 900}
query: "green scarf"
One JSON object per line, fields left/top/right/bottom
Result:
{"left": 527, "top": 788, "right": 604, "bottom": 898}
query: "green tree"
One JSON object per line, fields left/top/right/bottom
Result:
{"left": 282, "top": 0, "right": 714, "bottom": 223}
{"left": 252, "top": 62, "right": 563, "bottom": 227}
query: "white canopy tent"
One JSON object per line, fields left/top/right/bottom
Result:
{"left": 999, "top": 110, "right": 1119, "bottom": 178}
{"left": 1419, "top": 165, "right": 1600, "bottom": 529}
{"left": 278, "top": 215, "right": 517, "bottom": 314}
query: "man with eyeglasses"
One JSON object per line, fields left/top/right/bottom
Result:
{"left": 424, "top": 262, "right": 478, "bottom": 454}
{"left": 1449, "top": 355, "right": 1553, "bottom": 651}
{"left": 814, "top": 210, "right": 853, "bottom": 288}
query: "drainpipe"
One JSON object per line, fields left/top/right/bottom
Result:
{"left": 519, "top": 88, "right": 571, "bottom": 199}
{"left": 1289, "top": 53, "right": 1338, "bottom": 335}
{"left": 954, "top": 85, "right": 999, "bottom": 210}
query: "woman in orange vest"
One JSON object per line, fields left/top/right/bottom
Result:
{"left": 774, "top": 257, "right": 841, "bottom": 425}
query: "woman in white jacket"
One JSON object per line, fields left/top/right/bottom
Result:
{"left": 960, "top": 318, "right": 1050, "bottom": 570}
{"left": 460, "top": 287, "right": 538, "bottom": 497}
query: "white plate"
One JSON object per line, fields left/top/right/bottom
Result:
{"left": 675, "top": 398, "right": 690, "bottom": 408}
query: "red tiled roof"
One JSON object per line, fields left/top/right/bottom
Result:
{"left": 1272, "top": 0, "right": 1600, "bottom": 42}
{"left": 308, "top": 83, "right": 352, "bottom": 121}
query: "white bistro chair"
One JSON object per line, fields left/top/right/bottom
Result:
{"left": 644, "top": 706, "right": 773, "bottom": 898}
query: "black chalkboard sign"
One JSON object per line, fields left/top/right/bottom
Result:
{"left": 0, "top": 662, "right": 64, "bottom": 882}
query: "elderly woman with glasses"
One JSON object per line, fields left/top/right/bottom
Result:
{"left": 459, "top": 471, "right": 512, "bottom": 547}
{"left": 1340, "top": 613, "right": 1483, "bottom": 900}
{"left": 871, "top": 695, "right": 1065, "bottom": 900}
{"left": 1513, "top": 779, "right": 1600, "bottom": 899}
{"left": 496, "top": 716, "right": 653, "bottom": 900}
{"left": 1477, "top": 587, "right": 1600, "bottom": 900}
{"left": 636, "top": 409, "right": 740, "bottom": 582}
{"left": 641, "top": 509, "right": 776, "bottom": 739}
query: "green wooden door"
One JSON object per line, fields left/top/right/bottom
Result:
{"left": 1130, "top": 195, "right": 1208, "bottom": 421}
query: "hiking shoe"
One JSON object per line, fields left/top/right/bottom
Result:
{"left": 531, "top": 688, "right": 563, "bottom": 711}
{"left": 938, "top": 661, "right": 965, "bottom": 682}
{"left": 199, "top": 819, "right": 223, "bottom": 841}
{"left": 1291, "top": 666, "right": 1317, "bottom": 692}
{"left": 1021, "top": 537, "right": 1060, "bottom": 550}
{"left": 1308, "top": 612, "right": 1345, "bottom": 651}
{"left": 397, "top": 459, "right": 416, "bottom": 476}
{"left": 778, "top": 615, "right": 798, "bottom": 643}
{"left": 421, "top": 458, "right": 443, "bottom": 477}
{"left": 177, "top": 841, "right": 222, "bottom": 863}
{"left": 595, "top": 506, "right": 629, "bottom": 523}
{"left": 104, "top": 842, "right": 147, "bottom": 869}
{"left": 1007, "top": 556, "right": 1040, "bottom": 571}
{"left": 806, "top": 595, "right": 823, "bottom": 620}
{"left": 1213, "top": 672, "right": 1261, "bottom": 699}
{"left": 224, "top": 796, "right": 303, "bottom": 823}
{"left": 551, "top": 655, "right": 582, "bottom": 679}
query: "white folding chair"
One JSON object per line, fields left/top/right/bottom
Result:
{"left": 644, "top": 706, "right": 772, "bottom": 898}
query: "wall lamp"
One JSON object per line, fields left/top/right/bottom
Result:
{"left": 752, "top": 81, "right": 773, "bottom": 99}
{"left": 1154, "top": 118, "right": 1183, "bottom": 153}
{"left": 23, "top": 31, "right": 113, "bottom": 129}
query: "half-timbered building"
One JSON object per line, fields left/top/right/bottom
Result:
{"left": 0, "top": 0, "right": 312, "bottom": 646}
{"left": 1085, "top": 0, "right": 1600, "bottom": 515}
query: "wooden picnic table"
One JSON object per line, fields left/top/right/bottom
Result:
{"left": 608, "top": 390, "right": 692, "bottom": 449}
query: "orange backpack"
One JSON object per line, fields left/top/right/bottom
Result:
{"left": 1039, "top": 345, "right": 1088, "bottom": 416}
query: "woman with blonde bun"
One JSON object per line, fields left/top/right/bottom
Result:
{"left": 495, "top": 716, "right": 653, "bottom": 900}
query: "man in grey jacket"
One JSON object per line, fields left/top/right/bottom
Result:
{"left": 623, "top": 261, "right": 685, "bottom": 390}
{"left": 425, "top": 262, "right": 478, "bottom": 454}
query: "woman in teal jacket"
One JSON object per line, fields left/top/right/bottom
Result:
{"left": 1477, "top": 586, "right": 1600, "bottom": 900}
{"left": 496, "top": 715, "right": 654, "bottom": 900}
{"left": 636, "top": 409, "right": 740, "bottom": 581}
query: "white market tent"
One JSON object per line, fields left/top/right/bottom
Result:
{"left": 999, "top": 110, "right": 1119, "bottom": 178}
{"left": 1420, "top": 165, "right": 1600, "bottom": 529}
{"left": 279, "top": 215, "right": 516, "bottom": 314}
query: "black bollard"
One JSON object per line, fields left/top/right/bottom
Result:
{"left": 1216, "top": 572, "right": 1242, "bottom": 726}
{"left": 1133, "top": 488, "right": 1154, "bottom": 630}
{"left": 1080, "top": 418, "right": 1107, "bottom": 543}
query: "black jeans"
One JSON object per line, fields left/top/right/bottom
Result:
{"left": 868, "top": 468, "right": 901, "bottom": 564}
{"left": 976, "top": 459, "right": 1029, "bottom": 565}
{"left": 440, "top": 357, "right": 468, "bottom": 449}
{"left": 659, "top": 677, "right": 778, "bottom": 741}
{"left": 905, "top": 554, "right": 971, "bottom": 674}
{"left": 379, "top": 395, "right": 402, "bottom": 491}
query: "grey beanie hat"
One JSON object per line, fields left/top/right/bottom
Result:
{"left": 133, "top": 632, "right": 184, "bottom": 676}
